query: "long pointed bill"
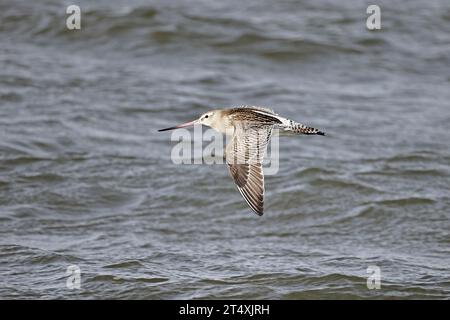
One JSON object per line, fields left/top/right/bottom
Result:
{"left": 158, "top": 120, "right": 197, "bottom": 132}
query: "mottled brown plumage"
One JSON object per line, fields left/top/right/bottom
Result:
{"left": 158, "top": 106, "right": 325, "bottom": 216}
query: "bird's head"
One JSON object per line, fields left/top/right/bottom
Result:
{"left": 158, "top": 110, "right": 219, "bottom": 132}
{"left": 197, "top": 110, "right": 218, "bottom": 128}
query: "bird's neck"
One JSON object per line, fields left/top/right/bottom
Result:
{"left": 210, "top": 111, "right": 234, "bottom": 136}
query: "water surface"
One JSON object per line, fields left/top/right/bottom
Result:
{"left": 0, "top": 0, "right": 449, "bottom": 299}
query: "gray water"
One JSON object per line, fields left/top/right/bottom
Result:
{"left": 1, "top": 0, "right": 450, "bottom": 299}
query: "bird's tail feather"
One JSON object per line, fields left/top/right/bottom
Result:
{"left": 278, "top": 120, "right": 325, "bottom": 136}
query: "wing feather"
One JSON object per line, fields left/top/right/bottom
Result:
{"left": 226, "top": 122, "right": 273, "bottom": 216}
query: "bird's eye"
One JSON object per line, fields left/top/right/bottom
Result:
{"left": 205, "top": 115, "right": 209, "bottom": 119}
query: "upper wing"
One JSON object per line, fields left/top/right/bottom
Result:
{"left": 240, "top": 105, "right": 277, "bottom": 116}
{"left": 226, "top": 122, "right": 273, "bottom": 216}
{"left": 228, "top": 106, "right": 282, "bottom": 125}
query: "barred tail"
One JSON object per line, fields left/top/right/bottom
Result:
{"left": 289, "top": 121, "right": 325, "bottom": 136}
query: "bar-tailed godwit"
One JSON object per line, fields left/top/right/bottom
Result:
{"left": 158, "top": 106, "right": 325, "bottom": 216}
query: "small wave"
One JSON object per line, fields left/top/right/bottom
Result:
{"left": 212, "top": 33, "right": 362, "bottom": 59}
{"left": 3, "top": 4, "right": 159, "bottom": 38}
{"left": 89, "top": 274, "right": 168, "bottom": 284}
{"left": 365, "top": 151, "right": 445, "bottom": 163}
{"left": 183, "top": 14, "right": 259, "bottom": 31}
{"left": 0, "top": 244, "right": 82, "bottom": 265}
{"left": 310, "top": 178, "right": 382, "bottom": 193}
{"left": 356, "top": 38, "right": 388, "bottom": 47}
{"left": 200, "top": 272, "right": 295, "bottom": 286}
{"left": 357, "top": 169, "right": 447, "bottom": 178}
{"left": 0, "top": 92, "right": 23, "bottom": 102}
{"left": 17, "top": 173, "right": 65, "bottom": 184}
{"left": 293, "top": 167, "right": 337, "bottom": 178}
{"left": 302, "top": 273, "right": 366, "bottom": 286}
{"left": 372, "top": 197, "right": 435, "bottom": 206}
{"left": 103, "top": 260, "right": 145, "bottom": 269}
{"left": 0, "top": 140, "right": 56, "bottom": 159}
{"left": 0, "top": 155, "right": 53, "bottom": 166}
{"left": 331, "top": 204, "right": 378, "bottom": 223}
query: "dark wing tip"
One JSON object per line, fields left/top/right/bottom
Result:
{"left": 317, "top": 131, "right": 326, "bottom": 136}
{"left": 245, "top": 200, "right": 264, "bottom": 216}
{"left": 238, "top": 186, "right": 265, "bottom": 217}
{"left": 254, "top": 208, "right": 264, "bottom": 216}
{"left": 228, "top": 163, "right": 265, "bottom": 217}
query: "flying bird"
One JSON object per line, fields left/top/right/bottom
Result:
{"left": 158, "top": 106, "right": 325, "bottom": 216}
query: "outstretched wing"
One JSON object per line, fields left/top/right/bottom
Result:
{"left": 226, "top": 122, "right": 273, "bottom": 216}
{"left": 229, "top": 106, "right": 282, "bottom": 124}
